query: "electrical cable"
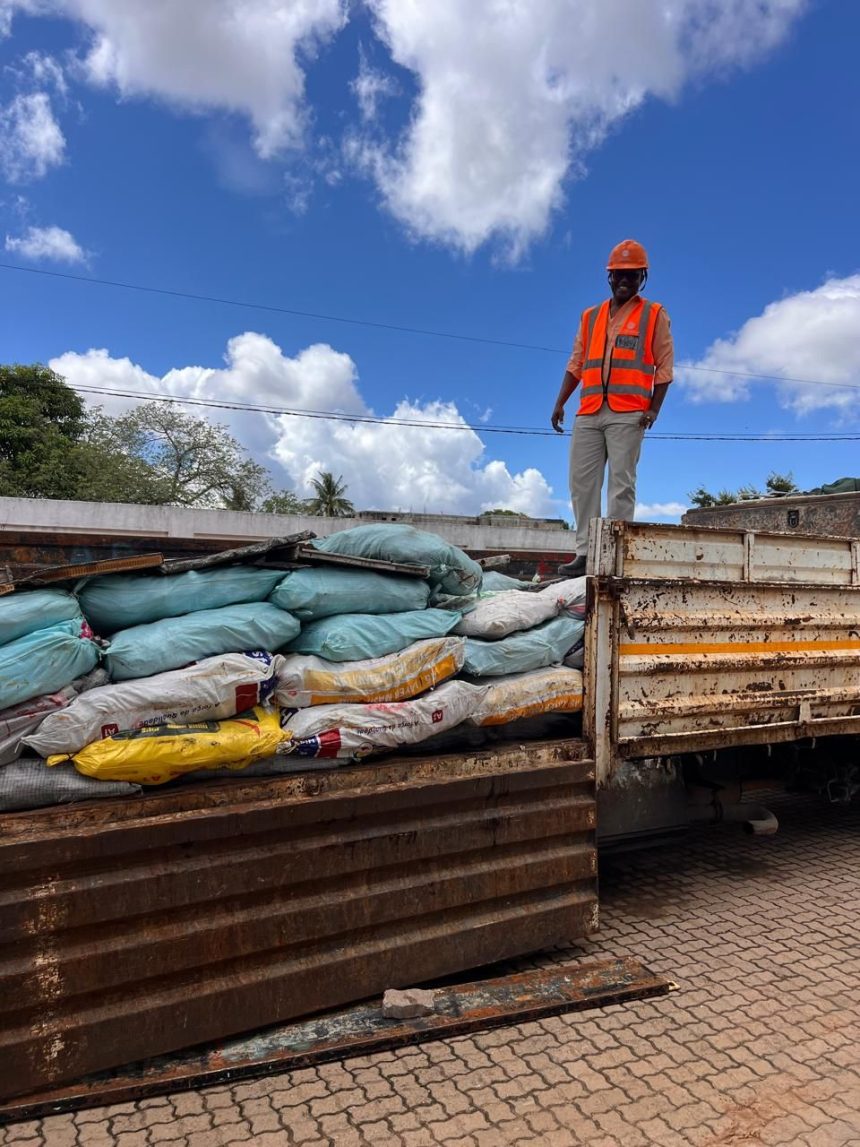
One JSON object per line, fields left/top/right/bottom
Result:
{"left": 72, "top": 384, "right": 860, "bottom": 441}
{"left": 3, "top": 261, "right": 860, "bottom": 393}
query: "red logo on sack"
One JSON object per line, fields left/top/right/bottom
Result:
{"left": 234, "top": 684, "right": 259, "bottom": 710}
{"left": 432, "top": 709, "right": 444, "bottom": 723}
{"left": 101, "top": 723, "right": 119, "bottom": 739}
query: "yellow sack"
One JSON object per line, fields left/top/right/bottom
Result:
{"left": 47, "top": 705, "right": 289, "bottom": 785}
{"left": 275, "top": 636, "right": 465, "bottom": 708}
{"left": 469, "top": 667, "right": 583, "bottom": 727}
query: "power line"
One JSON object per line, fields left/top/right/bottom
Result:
{"left": 73, "top": 383, "right": 860, "bottom": 441}
{"left": 2, "top": 260, "right": 860, "bottom": 393}
{"left": 0, "top": 262, "right": 560, "bottom": 354}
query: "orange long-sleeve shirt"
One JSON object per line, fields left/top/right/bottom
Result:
{"left": 566, "top": 296, "right": 674, "bottom": 386}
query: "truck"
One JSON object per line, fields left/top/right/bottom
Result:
{"left": 2, "top": 517, "right": 858, "bottom": 1101}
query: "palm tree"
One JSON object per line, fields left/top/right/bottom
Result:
{"left": 306, "top": 471, "right": 355, "bottom": 517}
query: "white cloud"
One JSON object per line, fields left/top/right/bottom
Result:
{"left": 0, "top": 90, "right": 65, "bottom": 181}
{"left": 352, "top": 46, "right": 398, "bottom": 123}
{"left": 635, "top": 501, "right": 688, "bottom": 522}
{"left": 21, "top": 50, "right": 68, "bottom": 96}
{"left": 57, "top": 0, "right": 347, "bottom": 158}
{"left": 50, "top": 332, "right": 556, "bottom": 516}
{"left": 5, "top": 223, "right": 87, "bottom": 263}
{"left": 678, "top": 275, "right": 860, "bottom": 416}
{"left": 356, "top": 0, "right": 806, "bottom": 254}
{"left": 0, "top": 0, "right": 808, "bottom": 253}
{"left": 0, "top": 0, "right": 39, "bottom": 38}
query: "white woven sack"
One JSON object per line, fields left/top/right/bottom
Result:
{"left": 283, "top": 680, "right": 486, "bottom": 761}
{"left": 541, "top": 577, "right": 587, "bottom": 614}
{"left": 25, "top": 651, "right": 281, "bottom": 757}
{"left": 453, "top": 590, "right": 557, "bottom": 639}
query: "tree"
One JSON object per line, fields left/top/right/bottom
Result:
{"left": 765, "top": 471, "right": 799, "bottom": 496}
{"left": 0, "top": 364, "right": 89, "bottom": 498}
{"left": 0, "top": 367, "right": 280, "bottom": 509}
{"left": 689, "top": 471, "right": 800, "bottom": 509}
{"left": 98, "top": 401, "right": 270, "bottom": 509}
{"left": 688, "top": 486, "right": 740, "bottom": 508}
{"left": 737, "top": 483, "right": 763, "bottom": 501}
{"left": 259, "top": 489, "right": 310, "bottom": 515}
{"left": 75, "top": 411, "right": 173, "bottom": 505}
{"left": 306, "top": 471, "right": 355, "bottom": 517}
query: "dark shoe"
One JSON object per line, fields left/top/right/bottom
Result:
{"left": 557, "top": 555, "right": 587, "bottom": 576}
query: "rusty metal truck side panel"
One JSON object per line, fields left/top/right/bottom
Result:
{"left": 0, "top": 740, "right": 596, "bottom": 1100}
{"left": 586, "top": 521, "right": 860, "bottom": 782}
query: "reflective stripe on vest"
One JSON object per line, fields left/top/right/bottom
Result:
{"left": 576, "top": 297, "right": 662, "bottom": 415}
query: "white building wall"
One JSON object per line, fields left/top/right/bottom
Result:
{"left": 0, "top": 498, "right": 577, "bottom": 554}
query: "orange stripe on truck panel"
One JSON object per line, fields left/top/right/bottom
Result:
{"left": 620, "top": 639, "right": 860, "bottom": 657}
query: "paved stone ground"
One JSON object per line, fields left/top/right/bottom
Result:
{"left": 5, "top": 791, "right": 859, "bottom": 1146}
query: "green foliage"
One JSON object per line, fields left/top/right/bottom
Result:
{"left": 689, "top": 472, "right": 799, "bottom": 508}
{"left": 259, "top": 489, "right": 310, "bottom": 515}
{"left": 0, "top": 364, "right": 89, "bottom": 498}
{"left": 0, "top": 367, "right": 279, "bottom": 509}
{"left": 765, "top": 471, "right": 799, "bottom": 496}
{"left": 305, "top": 471, "right": 355, "bottom": 518}
{"left": 96, "top": 401, "right": 270, "bottom": 509}
{"left": 75, "top": 411, "right": 173, "bottom": 505}
{"left": 688, "top": 485, "right": 733, "bottom": 508}
{"left": 737, "top": 483, "right": 762, "bottom": 501}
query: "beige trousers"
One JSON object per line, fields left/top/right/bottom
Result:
{"left": 569, "top": 406, "right": 644, "bottom": 558}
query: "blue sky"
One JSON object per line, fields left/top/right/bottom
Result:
{"left": 1, "top": 0, "right": 858, "bottom": 520}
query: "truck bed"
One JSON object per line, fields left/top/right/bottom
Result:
{"left": 585, "top": 519, "right": 860, "bottom": 779}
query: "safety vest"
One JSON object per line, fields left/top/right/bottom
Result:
{"left": 577, "top": 297, "right": 662, "bottom": 415}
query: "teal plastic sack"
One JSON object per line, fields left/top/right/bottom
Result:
{"left": 286, "top": 609, "right": 461, "bottom": 662}
{"left": 462, "top": 616, "right": 585, "bottom": 677}
{"left": 0, "top": 589, "right": 80, "bottom": 647}
{"left": 270, "top": 567, "right": 430, "bottom": 620}
{"left": 481, "top": 571, "right": 533, "bottom": 592}
{"left": 80, "top": 566, "right": 287, "bottom": 635}
{"left": 0, "top": 618, "right": 101, "bottom": 710}
{"left": 106, "top": 602, "right": 300, "bottom": 681}
{"left": 313, "top": 525, "right": 483, "bottom": 596}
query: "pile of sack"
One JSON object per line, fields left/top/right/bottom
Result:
{"left": 1, "top": 523, "right": 586, "bottom": 812}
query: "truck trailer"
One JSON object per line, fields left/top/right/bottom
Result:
{"left": 1, "top": 518, "right": 858, "bottom": 1099}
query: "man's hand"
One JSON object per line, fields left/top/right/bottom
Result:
{"left": 551, "top": 402, "right": 566, "bottom": 433}
{"left": 639, "top": 410, "right": 657, "bottom": 429}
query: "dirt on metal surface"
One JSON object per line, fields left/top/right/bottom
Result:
{"left": 0, "top": 956, "right": 669, "bottom": 1124}
{"left": 0, "top": 742, "right": 596, "bottom": 1101}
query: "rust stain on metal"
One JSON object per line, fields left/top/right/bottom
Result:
{"left": 0, "top": 746, "right": 597, "bottom": 1100}
{"left": 0, "top": 956, "right": 667, "bottom": 1124}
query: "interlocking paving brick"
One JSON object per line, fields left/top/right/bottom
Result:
{"left": 7, "top": 792, "right": 859, "bottom": 1146}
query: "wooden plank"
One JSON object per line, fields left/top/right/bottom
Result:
{"left": 294, "top": 545, "right": 431, "bottom": 578}
{"left": 14, "top": 552, "right": 164, "bottom": 586}
{"left": 160, "top": 533, "right": 315, "bottom": 574}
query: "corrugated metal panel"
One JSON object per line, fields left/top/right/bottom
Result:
{"left": 0, "top": 740, "right": 596, "bottom": 1100}
{"left": 587, "top": 521, "right": 860, "bottom": 774}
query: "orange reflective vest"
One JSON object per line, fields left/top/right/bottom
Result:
{"left": 576, "top": 297, "right": 662, "bottom": 415}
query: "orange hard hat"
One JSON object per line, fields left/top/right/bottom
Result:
{"left": 607, "top": 239, "right": 649, "bottom": 270}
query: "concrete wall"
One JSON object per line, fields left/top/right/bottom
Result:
{"left": 683, "top": 493, "right": 860, "bottom": 538}
{"left": 355, "top": 509, "right": 567, "bottom": 531}
{"left": 0, "top": 497, "right": 578, "bottom": 554}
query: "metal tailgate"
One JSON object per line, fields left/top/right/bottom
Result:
{"left": 586, "top": 521, "right": 860, "bottom": 777}
{"left": 0, "top": 739, "right": 595, "bottom": 1099}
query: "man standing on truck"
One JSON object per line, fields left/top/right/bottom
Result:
{"left": 551, "top": 239, "right": 674, "bottom": 576}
